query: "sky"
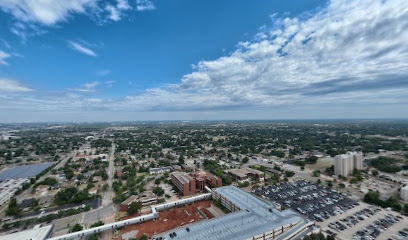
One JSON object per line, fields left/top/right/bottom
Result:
{"left": 0, "top": 0, "right": 407, "bottom": 122}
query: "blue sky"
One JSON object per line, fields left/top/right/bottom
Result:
{"left": 0, "top": 0, "right": 407, "bottom": 122}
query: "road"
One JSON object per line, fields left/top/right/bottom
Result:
{"left": 51, "top": 203, "right": 118, "bottom": 237}
{"left": 51, "top": 141, "right": 117, "bottom": 238}
{"left": 102, "top": 142, "right": 115, "bottom": 206}
{"left": 101, "top": 141, "right": 116, "bottom": 240}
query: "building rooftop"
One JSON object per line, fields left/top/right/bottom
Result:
{"left": 0, "top": 162, "right": 54, "bottom": 182}
{"left": 171, "top": 172, "right": 194, "bottom": 184}
{"left": 156, "top": 186, "right": 309, "bottom": 240}
{"left": 0, "top": 224, "right": 53, "bottom": 240}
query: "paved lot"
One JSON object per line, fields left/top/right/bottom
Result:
{"left": 318, "top": 201, "right": 408, "bottom": 240}
{"left": 254, "top": 180, "right": 358, "bottom": 222}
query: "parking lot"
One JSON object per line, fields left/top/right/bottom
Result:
{"left": 318, "top": 201, "right": 408, "bottom": 240}
{"left": 254, "top": 180, "right": 358, "bottom": 222}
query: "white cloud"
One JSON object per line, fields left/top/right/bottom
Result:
{"left": 2, "top": 0, "right": 408, "bottom": 121}
{"left": 0, "top": 0, "right": 137, "bottom": 38}
{"left": 0, "top": 78, "right": 32, "bottom": 92}
{"left": 136, "top": 0, "right": 155, "bottom": 11}
{"left": 120, "top": 0, "right": 408, "bottom": 111}
{"left": 67, "top": 41, "right": 97, "bottom": 57}
{"left": 0, "top": 0, "right": 98, "bottom": 25}
{"left": 0, "top": 51, "right": 11, "bottom": 65}
{"left": 74, "top": 81, "right": 100, "bottom": 92}
{"left": 106, "top": 0, "right": 132, "bottom": 21}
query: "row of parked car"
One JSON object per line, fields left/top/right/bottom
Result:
{"left": 255, "top": 180, "right": 358, "bottom": 222}
{"left": 353, "top": 213, "right": 401, "bottom": 240}
{"left": 391, "top": 228, "right": 408, "bottom": 240}
{"left": 312, "top": 202, "right": 359, "bottom": 222}
{"left": 328, "top": 206, "right": 379, "bottom": 232}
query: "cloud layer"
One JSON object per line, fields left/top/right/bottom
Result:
{"left": 0, "top": 78, "right": 32, "bottom": 92}
{"left": 118, "top": 0, "right": 408, "bottom": 112}
{"left": 1, "top": 0, "right": 408, "bottom": 121}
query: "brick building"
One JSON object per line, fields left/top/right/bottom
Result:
{"left": 171, "top": 170, "right": 222, "bottom": 197}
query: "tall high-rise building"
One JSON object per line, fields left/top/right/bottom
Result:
{"left": 334, "top": 152, "right": 363, "bottom": 177}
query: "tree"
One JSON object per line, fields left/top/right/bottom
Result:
{"left": 71, "top": 223, "right": 83, "bottom": 232}
{"left": 178, "top": 155, "right": 185, "bottom": 165}
{"left": 153, "top": 186, "right": 165, "bottom": 196}
{"left": 127, "top": 201, "right": 141, "bottom": 215}
{"left": 371, "top": 170, "right": 379, "bottom": 177}
{"left": 139, "top": 234, "right": 148, "bottom": 240}
{"left": 242, "top": 157, "right": 249, "bottom": 163}
{"left": 326, "top": 180, "right": 333, "bottom": 188}
{"left": 6, "top": 198, "right": 21, "bottom": 216}
{"left": 90, "top": 221, "right": 104, "bottom": 228}
{"left": 305, "top": 156, "right": 318, "bottom": 164}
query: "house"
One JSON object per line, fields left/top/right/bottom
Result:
{"left": 36, "top": 185, "right": 49, "bottom": 194}
{"left": 88, "top": 187, "right": 98, "bottom": 195}
{"left": 172, "top": 165, "right": 182, "bottom": 171}
{"left": 116, "top": 170, "right": 123, "bottom": 178}
{"left": 93, "top": 176, "right": 103, "bottom": 182}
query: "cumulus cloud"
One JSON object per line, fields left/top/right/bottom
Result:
{"left": 121, "top": 0, "right": 408, "bottom": 111}
{"left": 67, "top": 41, "right": 97, "bottom": 57}
{"left": 0, "top": 78, "right": 32, "bottom": 92}
{"left": 136, "top": 0, "right": 155, "bottom": 11}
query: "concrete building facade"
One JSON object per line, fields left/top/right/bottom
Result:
{"left": 401, "top": 185, "right": 408, "bottom": 201}
{"left": 334, "top": 152, "right": 363, "bottom": 177}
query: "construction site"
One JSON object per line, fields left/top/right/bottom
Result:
{"left": 115, "top": 200, "right": 224, "bottom": 239}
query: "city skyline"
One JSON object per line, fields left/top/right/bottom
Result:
{"left": 1, "top": 0, "right": 408, "bottom": 122}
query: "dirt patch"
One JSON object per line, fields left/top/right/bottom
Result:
{"left": 115, "top": 200, "right": 217, "bottom": 239}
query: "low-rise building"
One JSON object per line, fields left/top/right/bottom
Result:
{"left": 401, "top": 185, "right": 408, "bottom": 201}
{"left": 120, "top": 192, "right": 159, "bottom": 211}
{"left": 149, "top": 166, "right": 173, "bottom": 175}
{"left": 120, "top": 195, "right": 139, "bottom": 211}
{"left": 226, "top": 168, "right": 265, "bottom": 183}
{"left": 0, "top": 178, "right": 30, "bottom": 206}
{"left": 0, "top": 224, "right": 53, "bottom": 240}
